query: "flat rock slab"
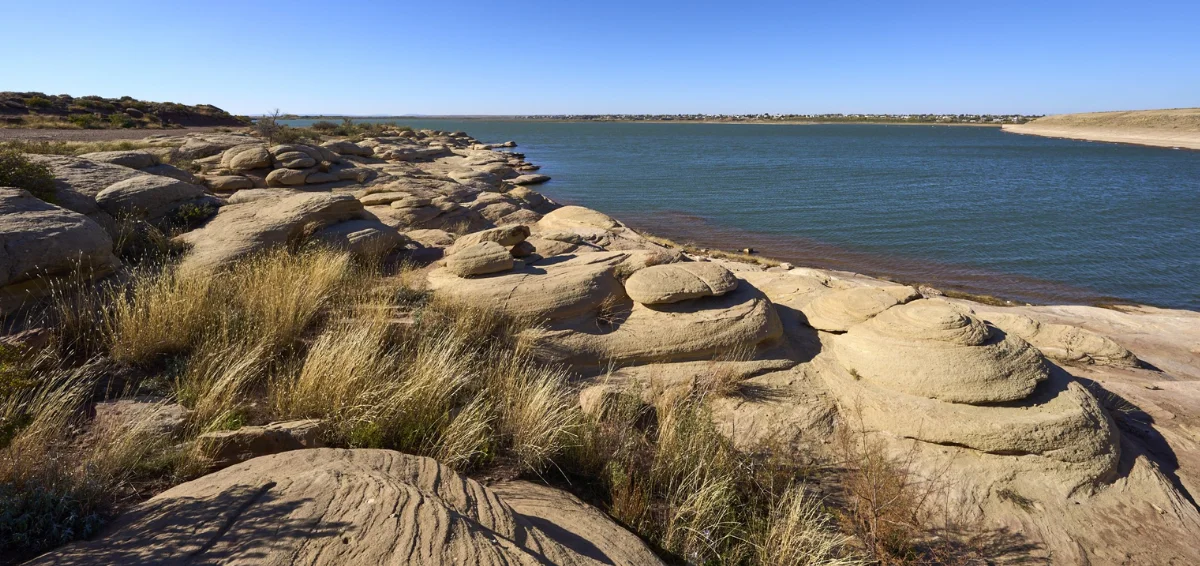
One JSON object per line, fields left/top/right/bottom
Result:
{"left": 29, "top": 449, "right": 663, "bottom": 565}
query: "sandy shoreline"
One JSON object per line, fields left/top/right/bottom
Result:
{"left": 1003, "top": 123, "right": 1200, "bottom": 150}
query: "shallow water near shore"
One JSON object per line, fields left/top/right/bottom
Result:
{"left": 288, "top": 119, "right": 1200, "bottom": 310}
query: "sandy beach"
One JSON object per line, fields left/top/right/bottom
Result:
{"left": 1003, "top": 108, "right": 1200, "bottom": 150}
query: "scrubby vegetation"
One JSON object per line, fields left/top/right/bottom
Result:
{"left": 0, "top": 149, "right": 56, "bottom": 202}
{"left": 0, "top": 92, "right": 247, "bottom": 129}
{"left": 254, "top": 112, "right": 414, "bottom": 145}
{"left": 0, "top": 245, "right": 971, "bottom": 564}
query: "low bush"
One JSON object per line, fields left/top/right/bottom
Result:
{"left": 23, "top": 96, "right": 52, "bottom": 110}
{"left": 0, "top": 149, "right": 56, "bottom": 202}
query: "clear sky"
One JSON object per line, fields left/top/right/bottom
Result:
{"left": 3, "top": 0, "right": 1197, "bottom": 116}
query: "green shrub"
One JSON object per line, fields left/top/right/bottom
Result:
{"left": 0, "top": 482, "right": 105, "bottom": 560}
{"left": 0, "top": 149, "right": 56, "bottom": 202}
{"left": 24, "top": 96, "right": 52, "bottom": 110}
{"left": 67, "top": 114, "right": 101, "bottom": 129}
{"left": 108, "top": 112, "right": 136, "bottom": 128}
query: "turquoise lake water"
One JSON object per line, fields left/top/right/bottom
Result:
{"left": 286, "top": 119, "right": 1200, "bottom": 310}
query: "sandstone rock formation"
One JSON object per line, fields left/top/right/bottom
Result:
{"left": 444, "top": 241, "right": 514, "bottom": 276}
{"left": 0, "top": 187, "right": 120, "bottom": 312}
{"left": 30, "top": 449, "right": 663, "bottom": 565}
{"left": 830, "top": 299, "right": 1049, "bottom": 404}
{"left": 624, "top": 262, "right": 738, "bottom": 305}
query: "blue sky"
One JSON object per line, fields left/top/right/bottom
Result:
{"left": 2, "top": 0, "right": 1197, "bottom": 115}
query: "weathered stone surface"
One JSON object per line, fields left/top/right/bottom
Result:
{"left": 624, "top": 262, "right": 738, "bottom": 305}
{"left": 0, "top": 188, "right": 120, "bottom": 312}
{"left": 265, "top": 167, "right": 309, "bottom": 187}
{"left": 95, "top": 175, "right": 209, "bottom": 220}
{"left": 26, "top": 154, "right": 142, "bottom": 215}
{"left": 429, "top": 252, "right": 627, "bottom": 321}
{"left": 175, "top": 192, "right": 365, "bottom": 272}
{"left": 359, "top": 191, "right": 411, "bottom": 206}
{"left": 985, "top": 313, "right": 1140, "bottom": 368}
{"left": 321, "top": 140, "right": 373, "bottom": 156}
{"left": 141, "top": 163, "right": 199, "bottom": 184}
{"left": 402, "top": 228, "right": 452, "bottom": 247}
{"left": 445, "top": 241, "right": 513, "bottom": 276}
{"left": 78, "top": 150, "right": 158, "bottom": 169}
{"left": 309, "top": 218, "right": 409, "bottom": 256}
{"left": 510, "top": 173, "right": 550, "bottom": 185}
{"left": 801, "top": 285, "right": 920, "bottom": 332}
{"left": 30, "top": 449, "right": 663, "bottom": 565}
{"left": 273, "top": 150, "right": 316, "bottom": 169}
{"left": 203, "top": 174, "right": 255, "bottom": 192}
{"left": 220, "top": 144, "right": 272, "bottom": 172}
{"left": 450, "top": 225, "right": 530, "bottom": 251}
{"left": 535, "top": 206, "right": 659, "bottom": 251}
{"left": 197, "top": 419, "right": 326, "bottom": 468}
{"left": 831, "top": 299, "right": 1049, "bottom": 404}
{"left": 305, "top": 171, "right": 338, "bottom": 185}
{"left": 529, "top": 279, "right": 783, "bottom": 367}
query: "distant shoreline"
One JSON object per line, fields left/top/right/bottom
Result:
{"left": 281, "top": 116, "right": 1009, "bottom": 127}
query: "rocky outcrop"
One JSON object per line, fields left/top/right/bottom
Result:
{"left": 0, "top": 189, "right": 120, "bottom": 314}
{"left": 0, "top": 188, "right": 120, "bottom": 312}
{"left": 77, "top": 150, "right": 159, "bottom": 169}
{"left": 800, "top": 285, "right": 919, "bottom": 332}
{"left": 444, "top": 241, "right": 514, "bottom": 276}
{"left": 95, "top": 175, "right": 212, "bottom": 221}
{"left": 174, "top": 192, "right": 369, "bottom": 272}
{"left": 624, "top": 262, "right": 738, "bottom": 305}
{"left": 831, "top": 299, "right": 1049, "bottom": 403}
{"left": 197, "top": 419, "right": 326, "bottom": 468}
{"left": 984, "top": 312, "right": 1140, "bottom": 368}
{"left": 30, "top": 449, "right": 663, "bottom": 565}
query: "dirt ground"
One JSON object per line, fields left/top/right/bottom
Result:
{"left": 0, "top": 126, "right": 244, "bottom": 142}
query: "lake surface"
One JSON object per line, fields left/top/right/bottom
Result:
{"left": 288, "top": 119, "right": 1200, "bottom": 310}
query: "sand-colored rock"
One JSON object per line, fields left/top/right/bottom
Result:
{"left": 984, "top": 312, "right": 1140, "bottom": 368}
{"left": 535, "top": 206, "right": 660, "bottom": 252}
{"left": 197, "top": 419, "right": 326, "bottom": 468}
{"left": 203, "top": 174, "right": 254, "bottom": 192}
{"left": 510, "top": 173, "right": 550, "bottom": 185}
{"left": 0, "top": 188, "right": 120, "bottom": 312}
{"left": 309, "top": 218, "right": 409, "bottom": 257}
{"left": 95, "top": 174, "right": 209, "bottom": 220}
{"left": 831, "top": 299, "right": 1049, "bottom": 404}
{"left": 26, "top": 154, "right": 142, "bottom": 215}
{"left": 528, "top": 279, "right": 783, "bottom": 367}
{"left": 30, "top": 449, "right": 662, "bottom": 566}
{"left": 77, "top": 150, "right": 159, "bottom": 169}
{"left": 175, "top": 192, "right": 365, "bottom": 272}
{"left": 449, "top": 224, "right": 530, "bottom": 251}
{"left": 624, "top": 262, "right": 738, "bottom": 305}
{"left": 321, "top": 140, "right": 373, "bottom": 157}
{"left": 428, "top": 252, "right": 627, "bottom": 321}
{"left": 800, "top": 285, "right": 920, "bottom": 332}
{"left": 444, "top": 241, "right": 514, "bottom": 276}
{"left": 220, "top": 144, "right": 272, "bottom": 172}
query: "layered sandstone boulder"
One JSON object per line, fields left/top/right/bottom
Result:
{"left": 800, "top": 285, "right": 920, "bottom": 332}
{"left": 175, "top": 192, "right": 370, "bottom": 272}
{"left": 95, "top": 175, "right": 212, "bottom": 221}
{"left": 831, "top": 299, "right": 1049, "bottom": 404}
{"left": 0, "top": 188, "right": 120, "bottom": 312}
{"left": 445, "top": 241, "right": 514, "bottom": 277}
{"left": 985, "top": 312, "right": 1140, "bottom": 368}
{"left": 30, "top": 449, "right": 663, "bottom": 566}
{"left": 428, "top": 252, "right": 627, "bottom": 321}
{"left": 529, "top": 278, "right": 783, "bottom": 367}
{"left": 624, "top": 262, "right": 739, "bottom": 305}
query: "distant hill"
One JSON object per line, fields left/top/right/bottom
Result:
{"left": 1003, "top": 108, "right": 1200, "bottom": 150}
{"left": 0, "top": 92, "right": 248, "bottom": 128}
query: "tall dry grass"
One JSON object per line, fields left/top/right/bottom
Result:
{"left": 8, "top": 245, "right": 882, "bottom": 565}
